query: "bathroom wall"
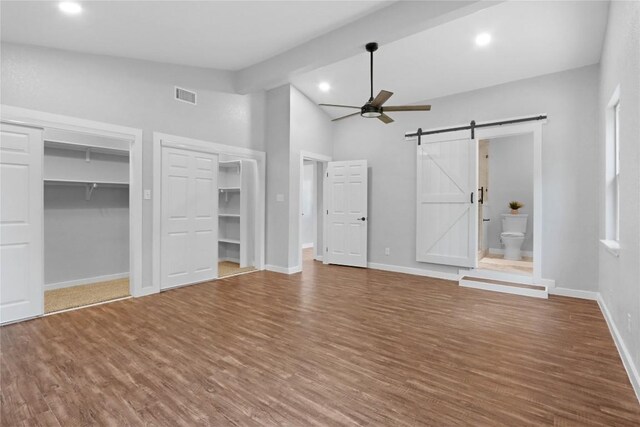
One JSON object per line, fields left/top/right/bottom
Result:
{"left": 486, "top": 133, "right": 534, "bottom": 253}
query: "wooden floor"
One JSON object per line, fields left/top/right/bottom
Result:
{"left": 2, "top": 255, "right": 639, "bottom": 426}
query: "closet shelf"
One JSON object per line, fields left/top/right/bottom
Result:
{"left": 219, "top": 187, "right": 240, "bottom": 192}
{"left": 44, "top": 179, "right": 129, "bottom": 186}
{"left": 219, "top": 213, "right": 240, "bottom": 218}
{"left": 219, "top": 238, "right": 240, "bottom": 245}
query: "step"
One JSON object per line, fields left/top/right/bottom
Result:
{"left": 459, "top": 276, "right": 548, "bottom": 299}
{"left": 459, "top": 268, "right": 534, "bottom": 285}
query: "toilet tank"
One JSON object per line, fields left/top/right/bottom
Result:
{"left": 501, "top": 214, "right": 528, "bottom": 233}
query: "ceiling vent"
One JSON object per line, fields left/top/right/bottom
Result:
{"left": 175, "top": 87, "right": 196, "bottom": 105}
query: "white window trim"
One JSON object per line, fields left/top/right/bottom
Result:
{"left": 604, "top": 85, "right": 621, "bottom": 253}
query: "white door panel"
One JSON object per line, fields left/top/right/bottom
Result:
{"left": 416, "top": 133, "right": 477, "bottom": 267}
{"left": 161, "top": 147, "right": 218, "bottom": 289}
{"left": 0, "top": 124, "right": 44, "bottom": 323}
{"left": 326, "top": 160, "right": 368, "bottom": 267}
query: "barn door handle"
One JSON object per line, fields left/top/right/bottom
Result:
{"left": 470, "top": 192, "right": 474, "bottom": 204}
{"left": 478, "top": 187, "right": 484, "bottom": 204}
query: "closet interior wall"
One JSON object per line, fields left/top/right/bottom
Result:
{"left": 43, "top": 137, "right": 130, "bottom": 290}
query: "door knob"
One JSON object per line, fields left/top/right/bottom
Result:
{"left": 357, "top": 217, "right": 366, "bottom": 221}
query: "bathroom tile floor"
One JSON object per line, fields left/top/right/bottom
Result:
{"left": 479, "top": 253, "right": 533, "bottom": 275}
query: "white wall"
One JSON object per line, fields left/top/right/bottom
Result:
{"left": 265, "top": 85, "right": 291, "bottom": 269}
{"left": 1, "top": 42, "right": 266, "bottom": 288}
{"left": 598, "top": 0, "right": 640, "bottom": 398}
{"left": 333, "top": 65, "right": 599, "bottom": 290}
{"left": 486, "top": 134, "right": 534, "bottom": 252}
{"left": 288, "top": 85, "right": 333, "bottom": 268}
{"left": 44, "top": 185, "right": 129, "bottom": 286}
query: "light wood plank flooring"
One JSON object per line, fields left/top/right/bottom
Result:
{"left": 2, "top": 255, "right": 639, "bottom": 425}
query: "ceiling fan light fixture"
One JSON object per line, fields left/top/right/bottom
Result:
{"left": 361, "top": 105, "right": 382, "bottom": 118}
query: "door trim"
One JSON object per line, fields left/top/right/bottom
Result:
{"left": 298, "top": 151, "right": 332, "bottom": 271}
{"left": 152, "top": 132, "right": 266, "bottom": 294}
{"left": 0, "top": 105, "right": 144, "bottom": 300}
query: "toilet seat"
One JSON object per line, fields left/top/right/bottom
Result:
{"left": 501, "top": 232, "right": 524, "bottom": 238}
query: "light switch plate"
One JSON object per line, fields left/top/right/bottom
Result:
{"left": 144, "top": 189, "right": 152, "bottom": 200}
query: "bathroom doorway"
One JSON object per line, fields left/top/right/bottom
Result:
{"left": 477, "top": 133, "right": 534, "bottom": 276}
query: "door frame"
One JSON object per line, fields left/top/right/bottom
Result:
{"left": 419, "top": 114, "right": 545, "bottom": 284}
{"left": 298, "top": 151, "right": 331, "bottom": 270}
{"left": 152, "top": 132, "right": 266, "bottom": 293}
{"left": 0, "top": 105, "right": 144, "bottom": 301}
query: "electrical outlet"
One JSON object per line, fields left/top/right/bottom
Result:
{"left": 276, "top": 194, "right": 285, "bottom": 202}
{"left": 144, "top": 189, "right": 152, "bottom": 200}
{"left": 385, "top": 247, "right": 390, "bottom": 256}
{"left": 627, "top": 313, "right": 632, "bottom": 332}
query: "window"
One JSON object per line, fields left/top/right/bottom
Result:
{"left": 602, "top": 86, "right": 621, "bottom": 256}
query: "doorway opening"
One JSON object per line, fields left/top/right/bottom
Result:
{"left": 217, "top": 155, "right": 259, "bottom": 278}
{"left": 298, "top": 152, "right": 331, "bottom": 271}
{"left": 43, "top": 131, "right": 133, "bottom": 313}
{"left": 477, "top": 133, "right": 534, "bottom": 277}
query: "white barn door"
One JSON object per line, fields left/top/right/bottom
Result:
{"left": 0, "top": 124, "right": 44, "bottom": 323}
{"left": 161, "top": 147, "right": 218, "bottom": 289}
{"left": 326, "top": 160, "right": 368, "bottom": 267}
{"left": 416, "top": 131, "right": 477, "bottom": 267}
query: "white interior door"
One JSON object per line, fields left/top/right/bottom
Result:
{"left": 326, "top": 160, "right": 368, "bottom": 267}
{"left": 416, "top": 131, "right": 478, "bottom": 267}
{"left": 0, "top": 123, "right": 44, "bottom": 323}
{"left": 161, "top": 147, "right": 218, "bottom": 289}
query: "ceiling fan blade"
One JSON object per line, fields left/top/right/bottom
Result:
{"left": 332, "top": 112, "right": 360, "bottom": 122}
{"left": 383, "top": 105, "right": 431, "bottom": 112}
{"left": 370, "top": 90, "right": 393, "bottom": 107}
{"left": 377, "top": 113, "right": 394, "bottom": 124}
{"left": 319, "top": 103, "right": 361, "bottom": 109}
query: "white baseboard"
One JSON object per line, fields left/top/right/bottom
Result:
{"left": 367, "top": 262, "right": 459, "bottom": 281}
{"left": 219, "top": 257, "right": 240, "bottom": 263}
{"left": 488, "top": 248, "right": 534, "bottom": 257}
{"left": 314, "top": 255, "right": 324, "bottom": 261}
{"left": 597, "top": 294, "right": 640, "bottom": 404}
{"left": 302, "top": 243, "right": 314, "bottom": 249}
{"left": 548, "top": 287, "right": 598, "bottom": 300}
{"left": 265, "top": 264, "right": 302, "bottom": 275}
{"left": 45, "top": 272, "right": 129, "bottom": 291}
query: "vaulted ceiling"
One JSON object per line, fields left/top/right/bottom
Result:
{"left": 1, "top": 0, "right": 609, "bottom": 114}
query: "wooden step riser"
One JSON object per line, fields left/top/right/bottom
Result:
{"left": 460, "top": 269, "right": 534, "bottom": 285}
{"left": 459, "top": 279, "right": 548, "bottom": 299}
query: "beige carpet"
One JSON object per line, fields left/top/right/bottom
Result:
{"left": 218, "top": 261, "right": 256, "bottom": 278}
{"left": 45, "top": 278, "right": 130, "bottom": 314}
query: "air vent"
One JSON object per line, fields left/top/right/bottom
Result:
{"left": 175, "top": 87, "right": 196, "bottom": 105}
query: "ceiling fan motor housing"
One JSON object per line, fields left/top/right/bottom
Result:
{"left": 361, "top": 104, "right": 382, "bottom": 118}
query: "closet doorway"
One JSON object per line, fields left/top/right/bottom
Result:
{"left": 43, "top": 132, "right": 132, "bottom": 313}
{"left": 0, "top": 105, "right": 143, "bottom": 324}
{"left": 218, "top": 155, "right": 259, "bottom": 278}
{"left": 152, "top": 132, "right": 266, "bottom": 291}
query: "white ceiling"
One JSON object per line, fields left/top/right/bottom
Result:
{"left": 291, "top": 1, "right": 609, "bottom": 117}
{"left": 0, "top": 0, "right": 390, "bottom": 70}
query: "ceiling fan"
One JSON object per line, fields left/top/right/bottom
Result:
{"left": 319, "top": 42, "right": 431, "bottom": 124}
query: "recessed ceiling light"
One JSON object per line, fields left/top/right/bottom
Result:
{"left": 59, "top": 2, "right": 82, "bottom": 15}
{"left": 475, "top": 33, "right": 491, "bottom": 47}
{"left": 318, "top": 82, "right": 331, "bottom": 92}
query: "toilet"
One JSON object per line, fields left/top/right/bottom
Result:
{"left": 500, "top": 214, "right": 528, "bottom": 261}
